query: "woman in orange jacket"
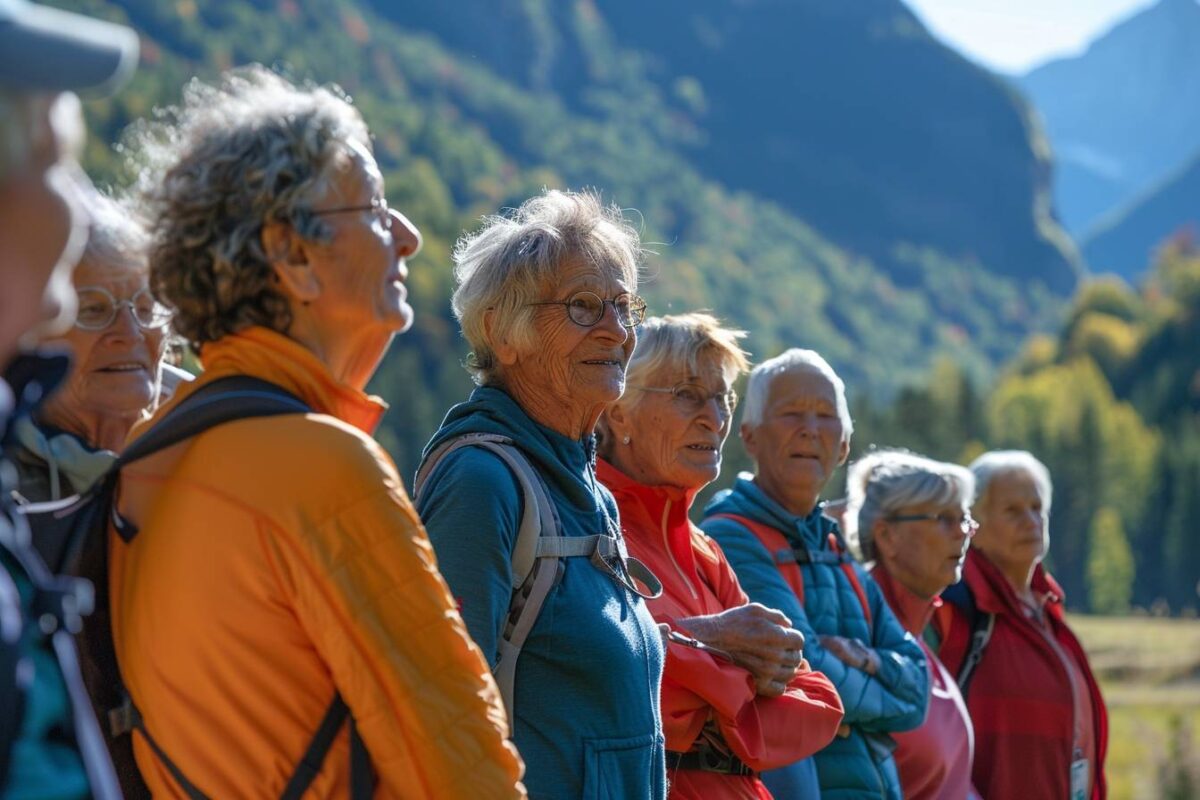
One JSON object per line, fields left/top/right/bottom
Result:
{"left": 597, "top": 313, "right": 844, "bottom": 800}
{"left": 109, "top": 66, "right": 524, "bottom": 798}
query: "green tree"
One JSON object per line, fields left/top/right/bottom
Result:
{"left": 1086, "top": 506, "right": 1135, "bottom": 614}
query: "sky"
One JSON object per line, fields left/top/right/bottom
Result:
{"left": 902, "top": 0, "right": 1160, "bottom": 74}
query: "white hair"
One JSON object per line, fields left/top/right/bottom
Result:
{"left": 451, "top": 189, "right": 644, "bottom": 385}
{"left": 845, "top": 449, "right": 975, "bottom": 562}
{"left": 740, "top": 348, "right": 853, "bottom": 439}
{"left": 969, "top": 450, "right": 1053, "bottom": 518}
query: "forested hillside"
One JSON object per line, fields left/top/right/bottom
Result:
{"left": 54, "top": 0, "right": 1072, "bottom": 479}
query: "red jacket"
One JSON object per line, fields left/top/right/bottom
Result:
{"left": 934, "top": 550, "right": 1108, "bottom": 800}
{"left": 598, "top": 461, "right": 844, "bottom": 800}
{"left": 871, "top": 567, "right": 977, "bottom": 800}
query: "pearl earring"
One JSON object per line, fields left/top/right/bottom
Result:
{"left": 622, "top": 435, "right": 631, "bottom": 445}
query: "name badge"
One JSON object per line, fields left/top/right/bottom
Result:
{"left": 1070, "top": 758, "right": 1089, "bottom": 800}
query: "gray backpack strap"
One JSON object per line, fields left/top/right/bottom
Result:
{"left": 413, "top": 434, "right": 663, "bottom": 716}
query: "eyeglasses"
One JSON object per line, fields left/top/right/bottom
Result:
{"left": 886, "top": 511, "right": 979, "bottom": 535}
{"left": 528, "top": 291, "right": 647, "bottom": 328}
{"left": 310, "top": 197, "right": 393, "bottom": 231}
{"left": 632, "top": 383, "right": 738, "bottom": 418}
{"left": 74, "top": 286, "right": 173, "bottom": 331}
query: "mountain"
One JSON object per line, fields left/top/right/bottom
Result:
{"left": 369, "top": 0, "right": 1080, "bottom": 293}
{"left": 53, "top": 0, "right": 1070, "bottom": 476}
{"left": 1083, "top": 151, "right": 1200, "bottom": 279}
{"left": 1020, "top": 0, "right": 1200, "bottom": 237}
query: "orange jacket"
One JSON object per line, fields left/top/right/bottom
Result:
{"left": 110, "top": 327, "right": 525, "bottom": 798}
{"left": 597, "top": 461, "right": 844, "bottom": 800}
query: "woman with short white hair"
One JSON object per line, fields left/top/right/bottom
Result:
{"left": 416, "top": 188, "right": 667, "bottom": 799}
{"left": 933, "top": 450, "right": 1108, "bottom": 800}
{"left": 845, "top": 449, "right": 979, "bottom": 800}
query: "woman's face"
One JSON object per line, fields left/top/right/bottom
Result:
{"left": 875, "top": 501, "right": 974, "bottom": 599}
{"left": 43, "top": 255, "right": 167, "bottom": 435}
{"left": 610, "top": 356, "right": 735, "bottom": 490}
{"left": 973, "top": 469, "right": 1049, "bottom": 575}
{"left": 504, "top": 259, "right": 636, "bottom": 434}
{"left": 304, "top": 141, "right": 422, "bottom": 337}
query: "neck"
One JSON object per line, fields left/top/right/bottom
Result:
{"left": 286, "top": 317, "right": 391, "bottom": 391}
{"left": 39, "top": 402, "right": 136, "bottom": 452}
{"left": 500, "top": 374, "right": 604, "bottom": 440}
{"left": 754, "top": 474, "right": 817, "bottom": 518}
{"left": 984, "top": 550, "right": 1038, "bottom": 602}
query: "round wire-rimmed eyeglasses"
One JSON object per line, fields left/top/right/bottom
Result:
{"left": 74, "top": 286, "right": 173, "bottom": 331}
{"left": 527, "top": 290, "right": 647, "bottom": 328}
{"left": 630, "top": 383, "right": 738, "bottom": 418}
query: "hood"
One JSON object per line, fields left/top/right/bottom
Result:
{"left": 422, "top": 385, "right": 603, "bottom": 514}
{"left": 702, "top": 471, "right": 840, "bottom": 552}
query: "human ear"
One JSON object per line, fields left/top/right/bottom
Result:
{"left": 740, "top": 422, "right": 758, "bottom": 458}
{"left": 872, "top": 518, "right": 895, "bottom": 560}
{"left": 836, "top": 437, "right": 851, "bottom": 467}
{"left": 484, "top": 308, "right": 519, "bottom": 366}
{"left": 263, "top": 221, "right": 319, "bottom": 303}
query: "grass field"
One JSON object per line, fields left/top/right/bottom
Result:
{"left": 1069, "top": 615, "right": 1200, "bottom": 799}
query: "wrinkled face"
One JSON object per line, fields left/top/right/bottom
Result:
{"left": 742, "top": 367, "right": 849, "bottom": 515}
{"left": 617, "top": 356, "right": 735, "bottom": 490}
{"left": 973, "top": 469, "right": 1048, "bottom": 573}
{"left": 876, "top": 501, "right": 974, "bottom": 599}
{"left": 507, "top": 259, "right": 637, "bottom": 424}
{"left": 42, "top": 256, "right": 167, "bottom": 425}
{"left": 305, "top": 141, "right": 422, "bottom": 337}
{"left": 0, "top": 93, "right": 90, "bottom": 365}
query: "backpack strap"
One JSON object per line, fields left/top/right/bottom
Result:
{"left": 414, "top": 433, "right": 662, "bottom": 716}
{"left": 708, "top": 513, "right": 873, "bottom": 623}
{"left": 939, "top": 581, "right": 995, "bottom": 697}
{"left": 707, "top": 513, "right": 807, "bottom": 606}
{"left": 100, "top": 376, "right": 374, "bottom": 798}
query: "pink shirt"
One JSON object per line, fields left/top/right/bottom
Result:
{"left": 873, "top": 567, "right": 978, "bottom": 800}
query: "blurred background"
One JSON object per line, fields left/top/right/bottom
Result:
{"left": 49, "top": 1, "right": 1199, "bottom": 795}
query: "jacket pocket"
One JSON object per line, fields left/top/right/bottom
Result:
{"left": 581, "top": 733, "right": 665, "bottom": 800}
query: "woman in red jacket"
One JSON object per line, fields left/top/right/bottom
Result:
{"left": 597, "top": 312, "right": 844, "bottom": 800}
{"left": 843, "top": 450, "right": 980, "bottom": 800}
{"left": 935, "top": 450, "right": 1108, "bottom": 800}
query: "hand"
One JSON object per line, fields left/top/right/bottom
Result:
{"left": 818, "top": 634, "right": 879, "bottom": 676}
{"left": 677, "top": 603, "right": 806, "bottom": 697}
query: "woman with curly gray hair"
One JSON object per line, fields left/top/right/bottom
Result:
{"left": 844, "top": 449, "right": 979, "bottom": 800}
{"left": 108, "top": 66, "right": 524, "bottom": 798}
{"left": 414, "top": 189, "right": 667, "bottom": 799}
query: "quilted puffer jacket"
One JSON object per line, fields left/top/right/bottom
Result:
{"left": 701, "top": 474, "right": 929, "bottom": 800}
{"left": 109, "top": 327, "right": 525, "bottom": 798}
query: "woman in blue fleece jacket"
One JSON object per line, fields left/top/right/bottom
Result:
{"left": 415, "top": 190, "right": 666, "bottom": 799}
{"left": 700, "top": 349, "right": 929, "bottom": 800}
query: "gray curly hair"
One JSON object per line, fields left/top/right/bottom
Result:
{"left": 845, "top": 449, "right": 975, "bottom": 562}
{"left": 125, "top": 65, "right": 371, "bottom": 349}
{"left": 451, "top": 189, "right": 644, "bottom": 385}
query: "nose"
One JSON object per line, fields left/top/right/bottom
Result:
{"left": 389, "top": 208, "right": 422, "bottom": 259}
{"left": 105, "top": 303, "right": 144, "bottom": 341}
{"left": 590, "top": 299, "right": 630, "bottom": 344}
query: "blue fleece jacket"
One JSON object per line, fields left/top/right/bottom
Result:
{"left": 701, "top": 474, "right": 929, "bottom": 800}
{"left": 416, "top": 387, "right": 666, "bottom": 800}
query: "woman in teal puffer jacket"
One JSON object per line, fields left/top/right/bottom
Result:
{"left": 701, "top": 349, "right": 929, "bottom": 800}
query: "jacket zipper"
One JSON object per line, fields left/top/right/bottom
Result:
{"left": 661, "top": 499, "right": 699, "bottom": 601}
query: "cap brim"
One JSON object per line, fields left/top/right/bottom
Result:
{"left": 0, "top": 1, "right": 138, "bottom": 95}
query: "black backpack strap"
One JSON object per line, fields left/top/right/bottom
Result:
{"left": 940, "top": 581, "right": 995, "bottom": 696}
{"left": 111, "top": 376, "right": 310, "bottom": 543}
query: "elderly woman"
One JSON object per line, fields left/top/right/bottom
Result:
{"left": 10, "top": 197, "right": 166, "bottom": 484}
{"left": 594, "top": 313, "right": 843, "bottom": 799}
{"left": 700, "top": 349, "right": 929, "bottom": 800}
{"left": 844, "top": 450, "right": 979, "bottom": 800}
{"left": 934, "top": 450, "right": 1108, "bottom": 800}
{"left": 109, "top": 66, "right": 523, "bottom": 797}
{"left": 415, "top": 189, "right": 666, "bottom": 799}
